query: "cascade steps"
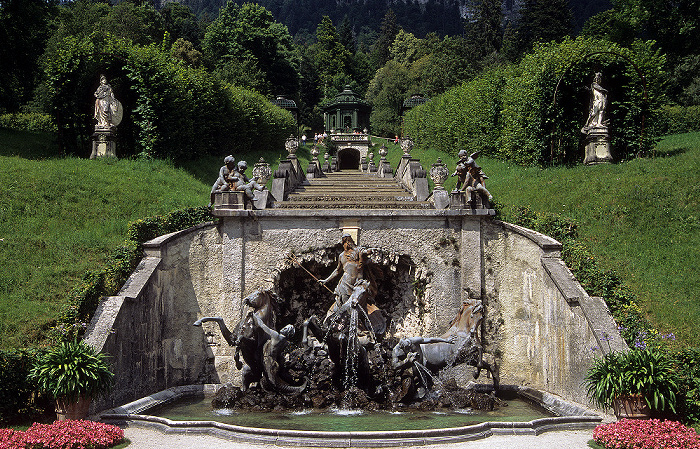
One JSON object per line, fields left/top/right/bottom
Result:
{"left": 274, "top": 171, "right": 431, "bottom": 209}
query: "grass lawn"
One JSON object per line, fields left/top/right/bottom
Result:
{"left": 1, "top": 129, "right": 698, "bottom": 350}
{"left": 479, "top": 132, "right": 700, "bottom": 348}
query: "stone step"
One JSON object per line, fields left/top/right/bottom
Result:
{"left": 273, "top": 200, "right": 431, "bottom": 209}
{"left": 286, "top": 194, "right": 416, "bottom": 202}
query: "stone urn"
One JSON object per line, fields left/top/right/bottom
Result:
{"left": 400, "top": 138, "right": 413, "bottom": 156}
{"left": 253, "top": 157, "right": 272, "bottom": 186}
{"left": 285, "top": 135, "right": 298, "bottom": 158}
{"left": 430, "top": 158, "right": 449, "bottom": 190}
{"left": 613, "top": 394, "right": 651, "bottom": 420}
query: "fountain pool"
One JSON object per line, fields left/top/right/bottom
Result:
{"left": 100, "top": 384, "right": 601, "bottom": 447}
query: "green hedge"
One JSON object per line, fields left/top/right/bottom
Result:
{"left": 0, "top": 113, "right": 57, "bottom": 133}
{"left": 404, "top": 37, "right": 666, "bottom": 165}
{"left": 655, "top": 105, "right": 700, "bottom": 136}
{"left": 42, "top": 34, "right": 295, "bottom": 160}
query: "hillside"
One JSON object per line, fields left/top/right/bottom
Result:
{"left": 1, "top": 129, "right": 697, "bottom": 350}
{"left": 481, "top": 132, "right": 700, "bottom": 347}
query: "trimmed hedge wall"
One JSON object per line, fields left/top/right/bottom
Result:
{"left": 403, "top": 37, "right": 666, "bottom": 166}
{"left": 42, "top": 34, "right": 295, "bottom": 160}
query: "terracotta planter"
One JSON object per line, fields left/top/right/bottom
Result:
{"left": 613, "top": 394, "right": 651, "bottom": 420}
{"left": 55, "top": 396, "right": 91, "bottom": 421}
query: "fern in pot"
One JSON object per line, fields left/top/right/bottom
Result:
{"left": 30, "top": 340, "right": 113, "bottom": 420}
{"left": 584, "top": 347, "right": 678, "bottom": 419}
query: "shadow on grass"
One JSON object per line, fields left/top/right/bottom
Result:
{"left": 0, "top": 129, "right": 59, "bottom": 159}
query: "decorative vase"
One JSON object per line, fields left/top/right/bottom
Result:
{"left": 613, "top": 394, "right": 651, "bottom": 420}
{"left": 55, "top": 396, "right": 91, "bottom": 421}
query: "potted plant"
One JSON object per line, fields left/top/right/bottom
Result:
{"left": 29, "top": 340, "right": 113, "bottom": 420}
{"left": 584, "top": 347, "right": 678, "bottom": 419}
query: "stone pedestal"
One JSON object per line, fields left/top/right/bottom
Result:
{"left": 90, "top": 128, "right": 117, "bottom": 159}
{"left": 583, "top": 127, "right": 612, "bottom": 165}
{"left": 432, "top": 189, "right": 450, "bottom": 210}
{"left": 213, "top": 191, "right": 245, "bottom": 210}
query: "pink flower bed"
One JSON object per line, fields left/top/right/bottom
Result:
{"left": 0, "top": 420, "right": 124, "bottom": 449}
{"left": 594, "top": 418, "right": 700, "bottom": 449}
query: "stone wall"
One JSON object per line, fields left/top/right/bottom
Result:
{"left": 85, "top": 211, "right": 624, "bottom": 411}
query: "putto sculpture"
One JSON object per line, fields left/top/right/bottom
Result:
{"left": 209, "top": 156, "right": 269, "bottom": 209}
{"left": 451, "top": 150, "right": 493, "bottom": 206}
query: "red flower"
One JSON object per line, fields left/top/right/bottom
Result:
{"left": 0, "top": 420, "right": 123, "bottom": 449}
{"left": 594, "top": 419, "right": 700, "bottom": 449}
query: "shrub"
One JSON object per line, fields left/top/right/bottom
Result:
{"left": 29, "top": 340, "right": 113, "bottom": 402}
{"left": 0, "top": 350, "right": 48, "bottom": 426}
{"left": 584, "top": 348, "right": 678, "bottom": 413}
{"left": 593, "top": 419, "right": 700, "bottom": 449}
{"left": 672, "top": 348, "right": 700, "bottom": 424}
{"left": 404, "top": 36, "right": 666, "bottom": 166}
{"left": 1, "top": 419, "right": 124, "bottom": 449}
{"left": 55, "top": 206, "right": 212, "bottom": 337}
{"left": 655, "top": 105, "right": 700, "bottom": 136}
{"left": 0, "top": 113, "right": 57, "bottom": 133}
{"left": 41, "top": 33, "right": 295, "bottom": 160}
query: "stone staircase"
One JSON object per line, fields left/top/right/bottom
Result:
{"left": 273, "top": 171, "right": 432, "bottom": 209}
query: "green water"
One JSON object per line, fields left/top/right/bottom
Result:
{"left": 149, "top": 397, "right": 554, "bottom": 432}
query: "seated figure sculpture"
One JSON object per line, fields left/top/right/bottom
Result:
{"left": 210, "top": 155, "right": 238, "bottom": 206}
{"left": 451, "top": 150, "right": 492, "bottom": 206}
{"left": 233, "top": 160, "right": 265, "bottom": 199}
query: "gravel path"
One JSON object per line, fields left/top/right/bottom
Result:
{"left": 122, "top": 425, "right": 594, "bottom": 449}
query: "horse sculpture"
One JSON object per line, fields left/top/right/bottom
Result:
{"left": 193, "top": 289, "right": 279, "bottom": 391}
{"left": 391, "top": 297, "right": 499, "bottom": 402}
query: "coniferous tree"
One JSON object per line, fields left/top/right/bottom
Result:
{"left": 466, "top": 0, "right": 504, "bottom": 58}
{"left": 371, "top": 9, "right": 400, "bottom": 69}
{"left": 516, "top": 0, "right": 573, "bottom": 54}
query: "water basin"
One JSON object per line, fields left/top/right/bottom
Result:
{"left": 148, "top": 395, "right": 552, "bottom": 431}
{"left": 100, "top": 384, "right": 602, "bottom": 447}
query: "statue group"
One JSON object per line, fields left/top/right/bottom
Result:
{"left": 210, "top": 155, "right": 266, "bottom": 207}
{"left": 194, "top": 233, "right": 499, "bottom": 411}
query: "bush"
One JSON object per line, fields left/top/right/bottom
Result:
{"left": 1, "top": 419, "right": 124, "bottom": 449}
{"left": 672, "top": 348, "right": 700, "bottom": 424}
{"left": 0, "top": 113, "right": 56, "bottom": 133}
{"left": 593, "top": 419, "right": 700, "bottom": 449}
{"left": 0, "top": 350, "right": 48, "bottom": 426}
{"left": 56, "top": 206, "right": 212, "bottom": 336}
{"left": 655, "top": 105, "right": 700, "bottom": 136}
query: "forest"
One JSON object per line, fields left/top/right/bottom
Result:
{"left": 1, "top": 0, "right": 699, "bottom": 162}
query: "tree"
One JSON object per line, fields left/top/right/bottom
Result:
{"left": 465, "top": 0, "right": 503, "bottom": 58}
{"left": 309, "top": 15, "right": 352, "bottom": 97}
{"left": 516, "top": 0, "right": 573, "bottom": 55}
{"left": 371, "top": 9, "right": 400, "bottom": 69}
{"left": 338, "top": 15, "right": 355, "bottom": 53}
{"left": 366, "top": 60, "right": 411, "bottom": 136}
{"left": 0, "top": 0, "right": 55, "bottom": 112}
{"left": 161, "top": 2, "right": 205, "bottom": 48}
{"left": 202, "top": 1, "right": 299, "bottom": 97}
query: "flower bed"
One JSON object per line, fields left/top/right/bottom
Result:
{"left": 0, "top": 420, "right": 124, "bottom": 449}
{"left": 593, "top": 419, "right": 700, "bottom": 449}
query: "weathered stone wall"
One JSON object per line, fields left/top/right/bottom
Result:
{"left": 86, "top": 211, "right": 624, "bottom": 411}
{"left": 482, "top": 221, "right": 625, "bottom": 405}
